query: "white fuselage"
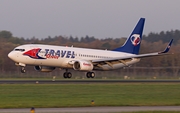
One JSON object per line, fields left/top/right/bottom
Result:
{"left": 8, "top": 44, "right": 140, "bottom": 71}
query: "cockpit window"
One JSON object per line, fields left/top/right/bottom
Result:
{"left": 14, "top": 49, "right": 25, "bottom": 52}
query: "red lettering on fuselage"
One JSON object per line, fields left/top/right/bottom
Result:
{"left": 83, "top": 63, "right": 91, "bottom": 66}
{"left": 46, "top": 54, "right": 59, "bottom": 59}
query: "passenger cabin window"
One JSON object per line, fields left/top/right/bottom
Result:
{"left": 14, "top": 49, "right": 25, "bottom": 52}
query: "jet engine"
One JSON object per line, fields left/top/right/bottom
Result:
{"left": 34, "top": 66, "right": 56, "bottom": 72}
{"left": 73, "top": 60, "right": 93, "bottom": 71}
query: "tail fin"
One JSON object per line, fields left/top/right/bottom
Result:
{"left": 113, "top": 18, "right": 145, "bottom": 54}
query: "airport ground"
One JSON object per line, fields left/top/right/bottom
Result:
{"left": 0, "top": 79, "right": 180, "bottom": 112}
{"left": 1, "top": 106, "right": 180, "bottom": 113}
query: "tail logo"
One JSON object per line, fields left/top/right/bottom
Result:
{"left": 130, "top": 34, "right": 141, "bottom": 46}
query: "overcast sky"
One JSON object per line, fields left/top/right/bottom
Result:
{"left": 0, "top": 0, "right": 180, "bottom": 39}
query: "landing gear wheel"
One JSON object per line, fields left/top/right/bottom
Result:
{"left": 90, "top": 72, "right": 95, "bottom": 78}
{"left": 63, "top": 72, "right": 68, "bottom": 78}
{"left": 86, "top": 72, "right": 91, "bottom": 78}
{"left": 21, "top": 67, "right": 26, "bottom": 73}
{"left": 63, "top": 72, "right": 72, "bottom": 78}
{"left": 86, "top": 72, "right": 95, "bottom": 78}
{"left": 67, "top": 72, "right": 72, "bottom": 78}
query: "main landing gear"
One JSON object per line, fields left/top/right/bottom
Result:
{"left": 63, "top": 69, "right": 95, "bottom": 79}
{"left": 63, "top": 72, "right": 72, "bottom": 78}
{"left": 86, "top": 72, "right": 95, "bottom": 78}
{"left": 63, "top": 69, "right": 72, "bottom": 78}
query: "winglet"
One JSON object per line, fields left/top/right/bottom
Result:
{"left": 159, "top": 39, "right": 173, "bottom": 54}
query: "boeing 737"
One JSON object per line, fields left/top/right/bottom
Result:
{"left": 8, "top": 18, "right": 173, "bottom": 78}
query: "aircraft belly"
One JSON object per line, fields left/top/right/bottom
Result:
{"left": 30, "top": 58, "right": 61, "bottom": 67}
{"left": 18, "top": 56, "right": 35, "bottom": 65}
{"left": 32, "top": 58, "right": 73, "bottom": 68}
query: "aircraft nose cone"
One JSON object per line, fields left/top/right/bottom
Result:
{"left": 8, "top": 51, "right": 14, "bottom": 60}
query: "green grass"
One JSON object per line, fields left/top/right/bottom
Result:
{"left": 0, "top": 83, "right": 180, "bottom": 108}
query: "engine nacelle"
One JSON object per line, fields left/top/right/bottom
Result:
{"left": 73, "top": 60, "right": 93, "bottom": 71}
{"left": 34, "top": 66, "right": 56, "bottom": 72}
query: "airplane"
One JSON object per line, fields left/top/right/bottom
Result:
{"left": 8, "top": 18, "right": 173, "bottom": 78}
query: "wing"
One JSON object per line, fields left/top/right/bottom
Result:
{"left": 92, "top": 39, "right": 173, "bottom": 67}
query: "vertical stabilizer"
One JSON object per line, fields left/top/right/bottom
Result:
{"left": 113, "top": 18, "right": 145, "bottom": 54}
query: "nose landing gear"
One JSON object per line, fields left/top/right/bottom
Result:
{"left": 20, "top": 67, "right": 26, "bottom": 73}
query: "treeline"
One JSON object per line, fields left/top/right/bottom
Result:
{"left": 143, "top": 30, "right": 180, "bottom": 44}
{"left": 0, "top": 30, "right": 180, "bottom": 78}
